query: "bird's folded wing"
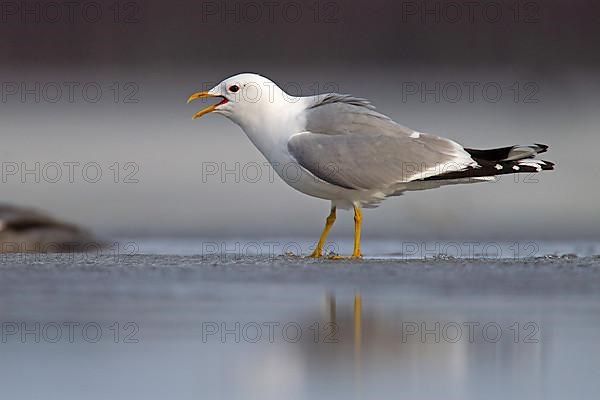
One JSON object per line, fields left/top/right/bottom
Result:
{"left": 288, "top": 101, "right": 476, "bottom": 190}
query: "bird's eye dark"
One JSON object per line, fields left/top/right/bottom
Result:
{"left": 229, "top": 85, "right": 239, "bottom": 93}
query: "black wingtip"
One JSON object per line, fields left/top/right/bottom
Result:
{"left": 534, "top": 143, "right": 549, "bottom": 154}
{"left": 541, "top": 160, "right": 555, "bottom": 170}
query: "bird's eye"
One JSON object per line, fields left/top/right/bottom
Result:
{"left": 229, "top": 85, "right": 240, "bottom": 93}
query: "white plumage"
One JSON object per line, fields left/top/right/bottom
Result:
{"left": 188, "top": 73, "right": 553, "bottom": 257}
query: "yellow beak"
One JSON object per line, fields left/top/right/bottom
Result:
{"left": 187, "top": 91, "right": 224, "bottom": 120}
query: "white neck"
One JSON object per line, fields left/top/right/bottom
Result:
{"left": 229, "top": 95, "right": 314, "bottom": 163}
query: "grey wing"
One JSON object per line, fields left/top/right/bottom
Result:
{"left": 288, "top": 101, "right": 476, "bottom": 190}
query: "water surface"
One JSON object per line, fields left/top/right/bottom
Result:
{"left": 1, "top": 239, "right": 599, "bottom": 399}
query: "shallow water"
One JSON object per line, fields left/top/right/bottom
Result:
{"left": 122, "top": 237, "right": 600, "bottom": 259}
{"left": 1, "top": 239, "right": 599, "bottom": 399}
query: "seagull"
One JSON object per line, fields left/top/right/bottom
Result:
{"left": 188, "top": 73, "right": 554, "bottom": 258}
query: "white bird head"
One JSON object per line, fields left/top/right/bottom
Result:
{"left": 187, "top": 73, "right": 297, "bottom": 127}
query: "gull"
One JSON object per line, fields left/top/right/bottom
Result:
{"left": 188, "top": 73, "right": 554, "bottom": 258}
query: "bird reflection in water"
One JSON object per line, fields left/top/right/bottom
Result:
{"left": 292, "top": 291, "right": 545, "bottom": 400}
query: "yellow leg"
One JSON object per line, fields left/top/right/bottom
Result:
{"left": 352, "top": 205, "right": 363, "bottom": 258}
{"left": 354, "top": 292, "right": 362, "bottom": 392}
{"left": 354, "top": 293, "right": 362, "bottom": 352}
{"left": 309, "top": 207, "right": 336, "bottom": 258}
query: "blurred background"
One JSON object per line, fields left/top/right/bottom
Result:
{"left": 1, "top": 0, "right": 599, "bottom": 240}
{"left": 2, "top": 3, "right": 600, "bottom": 400}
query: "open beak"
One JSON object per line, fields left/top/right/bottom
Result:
{"left": 187, "top": 91, "right": 229, "bottom": 119}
